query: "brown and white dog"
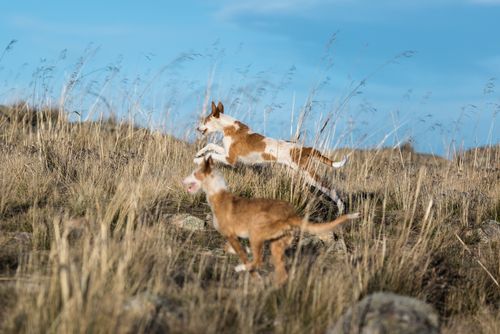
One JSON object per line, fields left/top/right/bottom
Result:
{"left": 194, "top": 101, "right": 348, "bottom": 213}
{"left": 183, "top": 157, "right": 360, "bottom": 284}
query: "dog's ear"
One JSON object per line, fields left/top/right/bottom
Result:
{"left": 203, "top": 156, "right": 213, "bottom": 173}
{"left": 207, "top": 156, "right": 214, "bottom": 167}
{"left": 212, "top": 101, "right": 220, "bottom": 118}
{"left": 217, "top": 102, "right": 224, "bottom": 114}
{"left": 211, "top": 101, "right": 217, "bottom": 115}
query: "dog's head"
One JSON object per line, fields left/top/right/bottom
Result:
{"left": 197, "top": 101, "right": 224, "bottom": 135}
{"left": 183, "top": 156, "right": 214, "bottom": 194}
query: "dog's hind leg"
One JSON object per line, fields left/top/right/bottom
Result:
{"left": 270, "top": 234, "right": 293, "bottom": 284}
{"left": 300, "top": 169, "right": 345, "bottom": 214}
{"left": 309, "top": 149, "right": 348, "bottom": 169}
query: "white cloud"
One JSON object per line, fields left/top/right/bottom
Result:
{"left": 7, "top": 15, "right": 140, "bottom": 37}
{"left": 214, "top": 0, "right": 350, "bottom": 19}
{"left": 477, "top": 55, "right": 500, "bottom": 74}
{"left": 213, "top": 0, "right": 500, "bottom": 20}
{"left": 468, "top": 0, "right": 500, "bottom": 4}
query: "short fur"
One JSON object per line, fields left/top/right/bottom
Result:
{"left": 183, "top": 157, "right": 360, "bottom": 284}
{"left": 195, "top": 101, "right": 348, "bottom": 213}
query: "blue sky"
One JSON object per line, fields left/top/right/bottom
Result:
{"left": 0, "top": 0, "right": 499, "bottom": 155}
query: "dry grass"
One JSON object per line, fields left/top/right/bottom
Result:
{"left": 0, "top": 103, "right": 499, "bottom": 333}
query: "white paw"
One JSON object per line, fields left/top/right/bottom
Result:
{"left": 235, "top": 264, "right": 248, "bottom": 272}
{"left": 193, "top": 157, "right": 204, "bottom": 165}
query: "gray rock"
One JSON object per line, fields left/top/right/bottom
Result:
{"left": 299, "top": 234, "right": 348, "bottom": 254}
{"left": 64, "top": 217, "right": 90, "bottom": 241}
{"left": 0, "top": 232, "right": 32, "bottom": 271}
{"left": 477, "top": 220, "right": 500, "bottom": 243}
{"left": 168, "top": 214, "right": 205, "bottom": 231}
{"left": 123, "top": 292, "right": 180, "bottom": 334}
{"left": 328, "top": 292, "right": 440, "bottom": 334}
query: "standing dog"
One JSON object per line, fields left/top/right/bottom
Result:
{"left": 194, "top": 101, "right": 348, "bottom": 213}
{"left": 183, "top": 157, "right": 360, "bottom": 284}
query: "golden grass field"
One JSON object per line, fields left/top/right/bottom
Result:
{"left": 0, "top": 103, "right": 499, "bottom": 333}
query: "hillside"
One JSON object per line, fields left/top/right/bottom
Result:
{"left": 0, "top": 103, "right": 499, "bottom": 333}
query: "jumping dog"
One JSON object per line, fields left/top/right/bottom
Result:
{"left": 194, "top": 101, "right": 348, "bottom": 213}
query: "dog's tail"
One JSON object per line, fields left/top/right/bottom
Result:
{"left": 313, "top": 153, "right": 348, "bottom": 169}
{"left": 290, "top": 213, "right": 360, "bottom": 234}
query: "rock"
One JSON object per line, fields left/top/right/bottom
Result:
{"left": 12, "top": 232, "right": 32, "bottom": 246}
{"left": 0, "top": 232, "right": 32, "bottom": 271}
{"left": 168, "top": 214, "right": 205, "bottom": 231}
{"left": 477, "top": 220, "right": 500, "bottom": 243}
{"left": 328, "top": 292, "right": 440, "bottom": 334}
{"left": 298, "top": 234, "right": 348, "bottom": 254}
{"left": 122, "top": 292, "right": 180, "bottom": 333}
{"left": 64, "top": 217, "right": 90, "bottom": 241}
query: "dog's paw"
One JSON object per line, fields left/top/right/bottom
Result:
{"left": 193, "top": 157, "right": 204, "bottom": 165}
{"left": 234, "top": 264, "right": 248, "bottom": 272}
{"left": 195, "top": 151, "right": 206, "bottom": 158}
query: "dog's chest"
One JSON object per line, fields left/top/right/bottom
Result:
{"left": 222, "top": 136, "right": 233, "bottom": 151}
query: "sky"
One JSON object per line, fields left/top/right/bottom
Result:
{"left": 0, "top": 0, "right": 499, "bottom": 156}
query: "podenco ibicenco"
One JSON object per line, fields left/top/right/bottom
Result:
{"left": 183, "top": 157, "right": 360, "bottom": 284}
{"left": 194, "top": 101, "right": 348, "bottom": 213}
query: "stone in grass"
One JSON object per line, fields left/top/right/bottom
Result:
{"left": 328, "top": 292, "right": 440, "bottom": 334}
{"left": 123, "top": 292, "right": 181, "bottom": 334}
{"left": 168, "top": 214, "right": 205, "bottom": 231}
{"left": 0, "top": 232, "right": 32, "bottom": 271}
{"left": 477, "top": 220, "right": 500, "bottom": 243}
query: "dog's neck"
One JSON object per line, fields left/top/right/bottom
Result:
{"left": 214, "top": 114, "right": 247, "bottom": 132}
{"left": 202, "top": 171, "right": 228, "bottom": 197}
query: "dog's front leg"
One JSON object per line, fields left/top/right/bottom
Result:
{"left": 226, "top": 236, "right": 250, "bottom": 271}
{"left": 194, "top": 152, "right": 234, "bottom": 166}
{"left": 195, "top": 143, "right": 225, "bottom": 158}
{"left": 224, "top": 241, "right": 251, "bottom": 255}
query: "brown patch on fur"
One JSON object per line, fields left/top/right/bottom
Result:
{"left": 290, "top": 147, "right": 334, "bottom": 168}
{"left": 195, "top": 157, "right": 213, "bottom": 179}
{"left": 223, "top": 121, "right": 266, "bottom": 165}
{"left": 289, "top": 147, "right": 335, "bottom": 189}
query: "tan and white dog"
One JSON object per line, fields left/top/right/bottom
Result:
{"left": 183, "top": 157, "right": 360, "bottom": 284}
{"left": 195, "top": 101, "right": 348, "bottom": 213}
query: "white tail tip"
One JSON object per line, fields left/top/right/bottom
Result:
{"left": 347, "top": 212, "right": 361, "bottom": 219}
{"left": 332, "top": 155, "right": 348, "bottom": 168}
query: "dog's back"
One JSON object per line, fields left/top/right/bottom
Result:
{"left": 209, "top": 190, "right": 299, "bottom": 240}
